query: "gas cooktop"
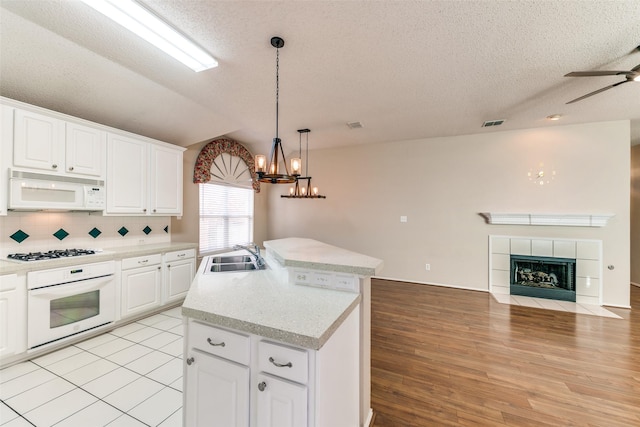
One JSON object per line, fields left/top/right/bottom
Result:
{"left": 7, "top": 249, "right": 97, "bottom": 262}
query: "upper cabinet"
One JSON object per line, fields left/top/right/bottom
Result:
{"left": 106, "top": 133, "right": 184, "bottom": 216}
{"left": 1, "top": 97, "right": 185, "bottom": 217}
{"left": 106, "top": 134, "right": 148, "bottom": 215}
{"left": 12, "top": 108, "right": 105, "bottom": 179}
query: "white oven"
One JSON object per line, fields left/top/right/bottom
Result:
{"left": 27, "top": 261, "right": 116, "bottom": 349}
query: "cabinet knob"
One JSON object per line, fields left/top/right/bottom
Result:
{"left": 153, "top": 209, "right": 157, "bottom": 213}
{"left": 52, "top": 164, "right": 58, "bottom": 169}
{"left": 157, "top": 266, "right": 161, "bottom": 270}
{"left": 258, "top": 381, "right": 267, "bottom": 392}
{"left": 68, "top": 166, "right": 74, "bottom": 171}
{"left": 186, "top": 357, "right": 195, "bottom": 366}
{"left": 143, "top": 208, "right": 147, "bottom": 212}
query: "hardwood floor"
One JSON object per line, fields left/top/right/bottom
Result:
{"left": 370, "top": 280, "right": 640, "bottom": 426}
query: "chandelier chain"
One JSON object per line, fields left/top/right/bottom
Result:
{"left": 275, "top": 46, "right": 280, "bottom": 140}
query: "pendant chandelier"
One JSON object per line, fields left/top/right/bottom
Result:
{"left": 254, "top": 36, "right": 300, "bottom": 184}
{"left": 281, "top": 129, "right": 326, "bottom": 199}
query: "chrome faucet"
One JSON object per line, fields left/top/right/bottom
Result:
{"left": 233, "top": 243, "right": 266, "bottom": 268}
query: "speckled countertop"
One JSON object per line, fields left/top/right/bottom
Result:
{"left": 0, "top": 242, "right": 197, "bottom": 275}
{"left": 263, "top": 237, "right": 384, "bottom": 276}
{"left": 182, "top": 238, "right": 382, "bottom": 350}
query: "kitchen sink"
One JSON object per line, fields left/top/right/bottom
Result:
{"left": 203, "top": 251, "right": 267, "bottom": 274}
{"left": 208, "top": 262, "right": 258, "bottom": 273}
{"left": 210, "top": 255, "right": 254, "bottom": 264}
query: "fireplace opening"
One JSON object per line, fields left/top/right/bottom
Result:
{"left": 510, "top": 255, "right": 576, "bottom": 302}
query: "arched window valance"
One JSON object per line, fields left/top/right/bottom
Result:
{"left": 193, "top": 138, "right": 260, "bottom": 192}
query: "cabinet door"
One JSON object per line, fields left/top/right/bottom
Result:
{"left": 164, "top": 258, "right": 195, "bottom": 304}
{"left": 185, "top": 351, "right": 250, "bottom": 427}
{"left": 121, "top": 265, "right": 161, "bottom": 318}
{"left": 149, "top": 145, "right": 183, "bottom": 215}
{"left": 0, "top": 274, "right": 24, "bottom": 359}
{"left": 106, "top": 134, "right": 148, "bottom": 214}
{"left": 13, "top": 109, "right": 64, "bottom": 172}
{"left": 65, "top": 122, "right": 105, "bottom": 178}
{"left": 256, "top": 373, "right": 308, "bottom": 427}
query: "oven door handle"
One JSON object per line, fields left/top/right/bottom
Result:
{"left": 29, "top": 275, "right": 114, "bottom": 298}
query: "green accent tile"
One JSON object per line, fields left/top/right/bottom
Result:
{"left": 118, "top": 226, "right": 129, "bottom": 237}
{"left": 10, "top": 230, "right": 29, "bottom": 243}
{"left": 164, "top": 226, "right": 169, "bottom": 233}
{"left": 143, "top": 226, "right": 152, "bottom": 235}
{"left": 88, "top": 227, "right": 102, "bottom": 238}
{"left": 53, "top": 229, "right": 69, "bottom": 241}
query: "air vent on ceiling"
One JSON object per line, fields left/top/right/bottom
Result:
{"left": 347, "top": 121, "right": 364, "bottom": 129}
{"left": 482, "top": 119, "right": 505, "bottom": 127}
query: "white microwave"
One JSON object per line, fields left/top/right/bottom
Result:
{"left": 8, "top": 169, "right": 105, "bottom": 211}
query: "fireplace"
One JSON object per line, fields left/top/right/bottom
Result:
{"left": 510, "top": 255, "right": 576, "bottom": 302}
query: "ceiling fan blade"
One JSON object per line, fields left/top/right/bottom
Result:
{"left": 565, "top": 71, "right": 630, "bottom": 77}
{"left": 566, "top": 80, "right": 630, "bottom": 104}
{"left": 632, "top": 63, "right": 640, "bottom": 72}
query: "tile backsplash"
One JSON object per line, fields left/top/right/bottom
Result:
{"left": 0, "top": 212, "right": 171, "bottom": 257}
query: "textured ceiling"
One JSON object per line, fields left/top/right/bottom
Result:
{"left": 1, "top": 0, "right": 639, "bottom": 155}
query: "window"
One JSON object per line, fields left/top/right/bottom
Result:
{"left": 199, "top": 183, "right": 254, "bottom": 254}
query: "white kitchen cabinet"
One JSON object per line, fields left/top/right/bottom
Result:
{"left": 0, "top": 274, "right": 27, "bottom": 361}
{"left": 163, "top": 249, "right": 195, "bottom": 305}
{"left": 185, "top": 351, "right": 250, "bottom": 427}
{"left": 13, "top": 108, "right": 64, "bottom": 173}
{"left": 106, "top": 133, "right": 183, "bottom": 216}
{"left": 120, "top": 254, "right": 162, "bottom": 318}
{"left": 185, "top": 322, "right": 251, "bottom": 426}
{"left": 150, "top": 145, "right": 183, "bottom": 215}
{"left": 184, "top": 306, "right": 360, "bottom": 427}
{"left": 106, "top": 133, "right": 148, "bottom": 215}
{"left": 256, "top": 372, "right": 307, "bottom": 427}
{"left": 11, "top": 108, "right": 105, "bottom": 178}
{"left": 65, "top": 122, "right": 106, "bottom": 177}
{"left": 0, "top": 105, "right": 12, "bottom": 216}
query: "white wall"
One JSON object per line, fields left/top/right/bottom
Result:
{"left": 266, "top": 121, "right": 631, "bottom": 307}
{"left": 631, "top": 144, "right": 640, "bottom": 286}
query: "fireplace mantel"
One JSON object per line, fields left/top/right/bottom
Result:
{"left": 481, "top": 213, "right": 614, "bottom": 227}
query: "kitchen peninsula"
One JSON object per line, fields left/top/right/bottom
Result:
{"left": 181, "top": 238, "right": 383, "bottom": 427}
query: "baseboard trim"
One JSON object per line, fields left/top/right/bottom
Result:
{"left": 374, "top": 276, "right": 488, "bottom": 293}
{"left": 364, "top": 408, "right": 374, "bottom": 426}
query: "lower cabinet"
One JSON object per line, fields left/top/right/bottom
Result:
{"left": 120, "top": 254, "right": 162, "bottom": 318}
{"left": 184, "top": 305, "right": 360, "bottom": 427}
{"left": 185, "top": 350, "right": 250, "bottom": 427}
{"left": 163, "top": 249, "right": 196, "bottom": 305}
{"left": 0, "top": 274, "right": 26, "bottom": 361}
{"left": 256, "top": 372, "right": 307, "bottom": 427}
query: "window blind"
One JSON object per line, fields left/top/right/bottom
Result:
{"left": 199, "top": 183, "right": 254, "bottom": 254}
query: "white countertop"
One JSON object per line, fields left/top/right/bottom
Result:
{"left": 263, "top": 237, "right": 384, "bottom": 276}
{"left": 0, "top": 242, "right": 198, "bottom": 275}
{"left": 182, "top": 238, "right": 382, "bottom": 350}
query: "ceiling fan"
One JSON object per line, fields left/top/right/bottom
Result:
{"left": 564, "top": 45, "right": 640, "bottom": 104}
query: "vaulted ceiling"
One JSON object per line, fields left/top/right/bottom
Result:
{"left": 1, "top": 0, "right": 639, "bottom": 154}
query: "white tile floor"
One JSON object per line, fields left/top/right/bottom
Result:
{"left": 491, "top": 293, "right": 623, "bottom": 319}
{"left": 0, "top": 307, "right": 184, "bottom": 427}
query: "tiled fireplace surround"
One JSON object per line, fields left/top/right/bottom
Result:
{"left": 490, "top": 235, "right": 602, "bottom": 306}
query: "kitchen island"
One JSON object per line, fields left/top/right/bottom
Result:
{"left": 182, "top": 238, "right": 383, "bottom": 427}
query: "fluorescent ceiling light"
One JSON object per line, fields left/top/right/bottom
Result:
{"left": 82, "top": 0, "right": 218, "bottom": 72}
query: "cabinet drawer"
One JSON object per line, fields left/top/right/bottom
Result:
{"left": 165, "top": 249, "right": 195, "bottom": 262}
{"left": 189, "top": 321, "right": 250, "bottom": 365}
{"left": 122, "top": 254, "right": 162, "bottom": 270}
{"left": 258, "top": 341, "right": 308, "bottom": 384}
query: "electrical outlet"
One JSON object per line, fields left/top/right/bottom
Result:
{"left": 425, "top": 263, "right": 431, "bottom": 271}
{"left": 400, "top": 216, "right": 408, "bottom": 223}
